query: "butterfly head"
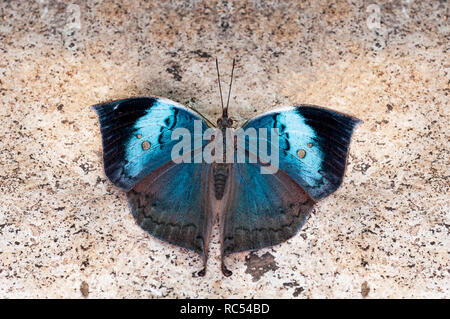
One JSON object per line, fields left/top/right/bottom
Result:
{"left": 217, "top": 115, "right": 234, "bottom": 129}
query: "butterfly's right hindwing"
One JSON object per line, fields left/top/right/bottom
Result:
{"left": 222, "top": 163, "right": 315, "bottom": 257}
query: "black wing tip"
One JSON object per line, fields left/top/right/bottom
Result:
{"left": 90, "top": 97, "right": 158, "bottom": 115}
{"left": 90, "top": 102, "right": 102, "bottom": 112}
{"left": 90, "top": 100, "right": 117, "bottom": 116}
{"left": 354, "top": 117, "right": 364, "bottom": 126}
{"left": 347, "top": 115, "right": 363, "bottom": 127}
{"left": 295, "top": 104, "right": 362, "bottom": 126}
{"left": 293, "top": 104, "right": 362, "bottom": 200}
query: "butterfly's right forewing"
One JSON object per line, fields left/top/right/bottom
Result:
{"left": 220, "top": 106, "right": 361, "bottom": 273}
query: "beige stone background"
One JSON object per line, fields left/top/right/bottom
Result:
{"left": 0, "top": 0, "right": 448, "bottom": 298}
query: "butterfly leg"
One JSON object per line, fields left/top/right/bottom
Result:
{"left": 221, "top": 260, "right": 233, "bottom": 277}
{"left": 197, "top": 268, "right": 206, "bottom": 277}
{"left": 196, "top": 253, "right": 208, "bottom": 277}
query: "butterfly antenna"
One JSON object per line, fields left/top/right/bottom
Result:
{"left": 215, "top": 58, "right": 225, "bottom": 116}
{"left": 224, "top": 58, "right": 235, "bottom": 117}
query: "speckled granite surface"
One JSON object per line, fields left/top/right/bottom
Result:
{"left": 0, "top": 0, "right": 448, "bottom": 298}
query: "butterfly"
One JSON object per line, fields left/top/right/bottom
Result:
{"left": 92, "top": 59, "right": 361, "bottom": 276}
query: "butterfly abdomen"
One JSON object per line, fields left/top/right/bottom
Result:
{"left": 213, "top": 164, "right": 229, "bottom": 200}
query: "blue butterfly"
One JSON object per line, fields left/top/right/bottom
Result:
{"left": 92, "top": 60, "right": 361, "bottom": 276}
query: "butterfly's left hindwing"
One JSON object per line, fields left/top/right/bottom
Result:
{"left": 93, "top": 97, "right": 209, "bottom": 191}
{"left": 127, "top": 161, "right": 213, "bottom": 260}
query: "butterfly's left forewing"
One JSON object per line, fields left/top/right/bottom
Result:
{"left": 93, "top": 97, "right": 209, "bottom": 191}
{"left": 93, "top": 97, "right": 213, "bottom": 272}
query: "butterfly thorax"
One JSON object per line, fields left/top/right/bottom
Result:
{"left": 212, "top": 116, "right": 234, "bottom": 200}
